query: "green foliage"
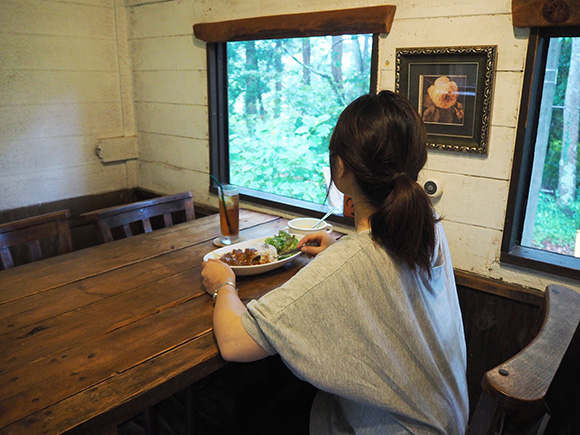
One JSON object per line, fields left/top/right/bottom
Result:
{"left": 227, "top": 35, "right": 372, "bottom": 205}
{"left": 542, "top": 138, "right": 561, "bottom": 191}
{"left": 542, "top": 137, "right": 580, "bottom": 195}
{"left": 531, "top": 191, "right": 579, "bottom": 254}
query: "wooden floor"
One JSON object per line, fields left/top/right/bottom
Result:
{"left": 118, "top": 356, "right": 317, "bottom": 435}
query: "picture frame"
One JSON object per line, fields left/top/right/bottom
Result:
{"left": 395, "top": 46, "right": 496, "bottom": 154}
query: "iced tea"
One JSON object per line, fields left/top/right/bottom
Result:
{"left": 219, "top": 185, "right": 239, "bottom": 244}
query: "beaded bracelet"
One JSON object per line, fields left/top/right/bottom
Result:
{"left": 212, "top": 281, "right": 238, "bottom": 301}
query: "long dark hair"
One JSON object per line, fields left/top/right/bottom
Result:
{"left": 329, "top": 90, "right": 439, "bottom": 274}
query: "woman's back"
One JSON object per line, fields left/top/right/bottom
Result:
{"left": 242, "top": 221, "right": 469, "bottom": 433}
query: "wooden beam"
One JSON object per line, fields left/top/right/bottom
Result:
{"left": 193, "top": 6, "right": 396, "bottom": 43}
{"left": 512, "top": 0, "right": 580, "bottom": 27}
{"left": 454, "top": 269, "right": 544, "bottom": 306}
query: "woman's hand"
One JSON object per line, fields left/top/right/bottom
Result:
{"left": 297, "top": 231, "right": 336, "bottom": 257}
{"left": 201, "top": 259, "right": 235, "bottom": 296}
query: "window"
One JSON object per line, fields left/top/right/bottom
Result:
{"left": 502, "top": 27, "right": 580, "bottom": 278}
{"left": 227, "top": 36, "right": 373, "bottom": 207}
{"left": 209, "top": 36, "right": 375, "bottom": 217}
{"left": 197, "top": 7, "right": 396, "bottom": 219}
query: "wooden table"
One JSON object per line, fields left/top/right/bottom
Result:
{"left": 0, "top": 210, "right": 311, "bottom": 434}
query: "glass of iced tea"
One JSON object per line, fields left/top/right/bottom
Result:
{"left": 218, "top": 185, "right": 239, "bottom": 245}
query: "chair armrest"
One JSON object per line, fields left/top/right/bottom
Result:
{"left": 482, "top": 284, "right": 580, "bottom": 410}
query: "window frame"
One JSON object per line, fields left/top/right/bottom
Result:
{"left": 207, "top": 37, "right": 378, "bottom": 222}
{"left": 197, "top": 7, "right": 396, "bottom": 222}
{"left": 501, "top": 26, "right": 580, "bottom": 279}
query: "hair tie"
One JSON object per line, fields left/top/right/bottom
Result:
{"left": 394, "top": 172, "right": 408, "bottom": 182}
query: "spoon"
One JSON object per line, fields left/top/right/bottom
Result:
{"left": 311, "top": 209, "right": 334, "bottom": 229}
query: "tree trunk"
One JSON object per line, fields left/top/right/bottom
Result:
{"left": 522, "top": 38, "right": 561, "bottom": 246}
{"left": 351, "top": 36, "right": 364, "bottom": 75}
{"left": 273, "top": 40, "right": 283, "bottom": 117}
{"left": 302, "top": 39, "right": 311, "bottom": 85}
{"left": 331, "top": 35, "right": 344, "bottom": 101}
{"left": 244, "top": 41, "right": 258, "bottom": 116}
{"left": 557, "top": 38, "right": 580, "bottom": 211}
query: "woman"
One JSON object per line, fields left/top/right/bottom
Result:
{"left": 202, "top": 90, "right": 469, "bottom": 434}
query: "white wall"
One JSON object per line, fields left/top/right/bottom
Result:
{"left": 0, "top": 0, "right": 137, "bottom": 210}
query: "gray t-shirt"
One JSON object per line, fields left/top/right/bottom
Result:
{"left": 241, "top": 224, "right": 469, "bottom": 434}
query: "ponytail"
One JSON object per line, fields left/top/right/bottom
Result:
{"left": 370, "top": 174, "right": 440, "bottom": 274}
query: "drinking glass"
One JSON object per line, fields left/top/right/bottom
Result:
{"left": 218, "top": 185, "right": 239, "bottom": 245}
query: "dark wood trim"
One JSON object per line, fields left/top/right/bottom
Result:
{"left": 207, "top": 42, "right": 229, "bottom": 186}
{"left": 454, "top": 269, "right": 544, "bottom": 306}
{"left": 370, "top": 34, "right": 379, "bottom": 94}
{"left": 501, "top": 247, "right": 580, "bottom": 281}
{"left": 512, "top": 0, "right": 580, "bottom": 27}
{"left": 193, "top": 6, "right": 396, "bottom": 42}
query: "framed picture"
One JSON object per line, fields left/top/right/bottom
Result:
{"left": 395, "top": 46, "right": 496, "bottom": 154}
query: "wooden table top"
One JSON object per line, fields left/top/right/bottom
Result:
{"left": 0, "top": 210, "right": 312, "bottom": 434}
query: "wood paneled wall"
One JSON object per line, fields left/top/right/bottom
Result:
{"left": 0, "top": 0, "right": 136, "bottom": 211}
{"left": 456, "top": 272, "right": 544, "bottom": 417}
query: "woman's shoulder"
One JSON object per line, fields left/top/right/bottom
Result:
{"left": 315, "top": 230, "right": 394, "bottom": 272}
{"left": 325, "top": 230, "right": 374, "bottom": 257}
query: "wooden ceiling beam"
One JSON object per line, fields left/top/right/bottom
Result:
{"left": 193, "top": 6, "right": 396, "bottom": 43}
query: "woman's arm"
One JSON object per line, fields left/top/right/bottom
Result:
{"left": 201, "top": 259, "right": 269, "bottom": 362}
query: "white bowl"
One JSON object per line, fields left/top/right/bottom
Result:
{"left": 287, "top": 217, "right": 333, "bottom": 235}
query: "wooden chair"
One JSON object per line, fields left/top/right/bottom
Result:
{"left": 0, "top": 210, "right": 73, "bottom": 270}
{"left": 81, "top": 191, "right": 195, "bottom": 243}
{"left": 467, "top": 284, "right": 580, "bottom": 434}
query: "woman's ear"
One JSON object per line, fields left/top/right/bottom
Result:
{"left": 335, "top": 156, "right": 348, "bottom": 180}
{"left": 332, "top": 156, "right": 353, "bottom": 195}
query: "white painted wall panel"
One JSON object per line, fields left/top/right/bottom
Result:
{"left": 0, "top": 103, "right": 123, "bottom": 141}
{"left": 134, "top": 102, "right": 207, "bottom": 139}
{"left": 139, "top": 133, "right": 209, "bottom": 173}
{"left": 133, "top": 70, "right": 207, "bottom": 105}
{"left": 53, "top": 0, "right": 113, "bottom": 6}
{"left": 0, "top": 71, "right": 120, "bottom": 106}
{"left": 490, "top": 71, "right": 525, "bottom": 128}
{"left": 0, "top": 136, "right": 100, "bottom": 176}
{"left": 138, "top": 161, "right": 210, "bottom": 204}
{"left": 419, "top": 171, "right": 509, "bottom": 230}
{"left": 393, "top": 0, "right": 512, "bottom": 19}
{"left": 130, "top": 36, "right": 206, "bottom": 71}
{"left": 0, "top": 0, "right": 115, "bottom": 38}
{"left": 442, "top": 220, "right": 502, "bottom": 273}
{"left": 424, "top": 126, "right": 516, "bottom": 180}
{"left": 0, "top": 35, "right": 118, "bottom": 71}
{"left": 128, "top": 0, "right": 197, "bottom": 38}
{"left": 383, "top": 15, "right": 529, "bottom": 72}
{"left": 0, "top": 163, "right": 128, "bottom": 209}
